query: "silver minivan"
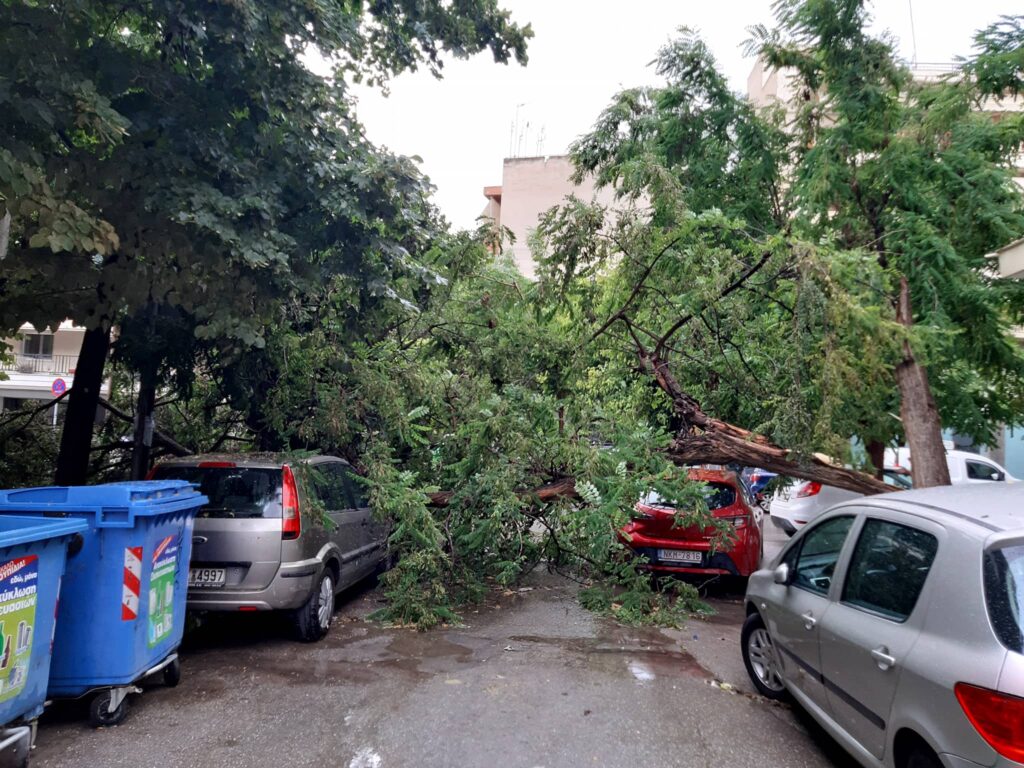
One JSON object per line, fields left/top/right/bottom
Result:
{"left": 151, "top": 454, "right": 388, "bottom": 641}
{"left": 741, "top": 484, "right": 1024, "bottom": 768}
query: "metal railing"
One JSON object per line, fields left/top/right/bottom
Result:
{"left": 0, "top": 355, "right": 78, "bottom": 375}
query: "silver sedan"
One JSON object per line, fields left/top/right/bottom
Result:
{"left": 741, "top": 483, "right": 1024, "bottom": 768}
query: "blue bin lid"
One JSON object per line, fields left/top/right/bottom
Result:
{"left": 0, "top": 515, "right": 87, "bottom": 549}
{"left": 0, "top": 481, "right": 207, "bottom": 517}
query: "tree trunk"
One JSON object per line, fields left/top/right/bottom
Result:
{"left": 55, "top": 324, "right": 112, "bottom": 486}
{"left": 641, "top": 349, "right": 890, "bottom": 495}
{"left": 130, "top": 360, "right": 158, "bottom": 480}
{"left": 894, "top": 277, "right": 951, "bottom": 489}
{"left": 867, "top": 440, "right": 885, "bottom": 480}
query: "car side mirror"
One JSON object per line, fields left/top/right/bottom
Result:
{"left": 773, "top": 563, "right": 791, "bottom": 586}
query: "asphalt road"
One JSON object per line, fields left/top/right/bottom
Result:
{"left": 33, "top": 516, "right": 857, "bottom": 768}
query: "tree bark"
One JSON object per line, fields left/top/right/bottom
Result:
{"left": 130, "top": 360, "right": 158, "bottom": 480}
{"left": 894, "top": 277, "right": 951, "bottom": 488}
{"left": 866, "top": 440, "right": 886, "bottom": 481}
{"left": 640, "top": 349, "right": 890, "bottom": 495}
{"left": 55, "top": 324, "right": 112, "bottom": 485}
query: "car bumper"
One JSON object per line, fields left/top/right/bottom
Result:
{"left": 627, "top": 545, "right": 742, "bottom": 576}
{"left": 186, "top": 558, "right": 320, "bottom": 612}
{"left": 771, "top": 515, "right": 798, "bottom": 535}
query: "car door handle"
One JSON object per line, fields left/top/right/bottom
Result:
{"left": 801, "top": 612, "right": 817, "bottom": 630}
{"left": 871, "top": 647, "right": 897, "bottom": 670}
{"left": 193, "top": 536, "right": 208, "bottom": 545}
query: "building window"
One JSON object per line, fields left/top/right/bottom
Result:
{"left": 22, "top": 333, "right": 53, "bottom": 358}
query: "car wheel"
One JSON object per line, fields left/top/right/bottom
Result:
{"left": 88, "top": 690, "right": 129, "bottom": 728}
{"left": 162, "top": 657, "right": 181, "bottom": 687}
{"left": 904, "top": 746, "right": 942, "bottom": 768}
{"left": 741, "top": 612, "right": 788, "bottom": 700}
{"left": 293, "top": 569, "right": 334, "bottom": 643}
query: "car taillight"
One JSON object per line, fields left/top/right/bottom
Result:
{"left": 145, "top": 467, "right": 157, "bottom": 480}
{"left": 955, "top": 683, "right": 1024, "bottom": 762}
{"left": 281, "top": 465, "right": 301, "bottom": 540}
{"left": 796, "top": 482, "right": 822, "bottom": 498}
{"left": 198, "top": 461, "right": 236, "bottom": 468}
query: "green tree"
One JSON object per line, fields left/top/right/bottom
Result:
{"left": 568, "top": 5, "right": 1024, "bottom": 488}
{"left": 750, "top": 0, "right": 1024, "bottom": 486}
{"left": 0, "top": 0, "right": 531, "bottom": 484}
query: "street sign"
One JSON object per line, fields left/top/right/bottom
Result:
{"left": 51, "top": 378, "right": 67, "bottom": 397}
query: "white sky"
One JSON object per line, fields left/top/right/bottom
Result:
{"left": 348, "top": 0, "right": 1020, "bottom": 230}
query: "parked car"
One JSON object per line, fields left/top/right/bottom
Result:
{"left": 741, "top": 483, "right": 1024, "bottom": 768}
{"left": 770, "top": 450, "right": 1014, "bottom": 536}
{"left": 150, "top": 454, "right": 388, "bottom": 641}
{"left": 742, "top": 467, "right": 778, "bottom": 510}
{"left": 620, "top": 468, "right": 764, "bottom": 579}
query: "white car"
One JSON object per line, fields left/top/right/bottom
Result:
{"left": 771, "top": 450, "right": 1015, "bottom": 536}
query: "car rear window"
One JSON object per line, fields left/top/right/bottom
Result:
{"left": 984, "top": 544, "right": 1024, "bottom": 653}
{"left": 642, "top": 483, "right": 736, "bottom": 511}
{"left": 151, "top": 465, "right": 282, "bottom": 519}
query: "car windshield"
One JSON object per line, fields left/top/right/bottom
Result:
{"left": 641, "top": 483, "right": 735, "bottom": 511}
{"left": 152, "top": 465, "right": 283, "bottom": 519}
{"left": 883, "top": 470, "right": 913, "bottom": 490}
{"left": 984, "top": 544, "right": 1024, "bottom": 653}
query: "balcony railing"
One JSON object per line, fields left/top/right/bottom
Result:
{"left": 0, "top": 355, "right": 78, "bottom": 376}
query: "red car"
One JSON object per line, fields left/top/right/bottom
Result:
{"left": 620, "top": 469, "right": 764, "bottom": 578}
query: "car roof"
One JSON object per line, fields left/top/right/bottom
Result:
{"left": 687, "top": 468, "right": 739, "bottom": 486}
{"left": 155, "top": 452, "right": 343, "bottom": 470}
{"left": 841, "top": 483, "right": 1024, "bottom": 535}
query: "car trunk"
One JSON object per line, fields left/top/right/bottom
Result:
{"left": 151, "top": 464, "right": 283, "bottom": 590}
{"left": 632, "top": 484, "right": 737, "bottom": 541}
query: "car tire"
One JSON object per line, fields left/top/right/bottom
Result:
{"left": 904, "top": 746, "right": 942, "bottom": 768}
{"left": 741, "top": 612, "right": 789, "bottom": 701}
{"left": 88, "top": 690, "right": 129, "bottom": 728}
{"left": 293, "top": 569, "right": 334, "bottom": 643}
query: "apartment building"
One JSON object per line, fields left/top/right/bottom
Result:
{"left": 481, "top": 155, "right": 627, "bottom": 278}
{"left": 0, "top": 322, "right": 108, "bottom": 421}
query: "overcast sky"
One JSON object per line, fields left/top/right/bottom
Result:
{"left": 348, "top": 0, "right": 1020, "bottom": 230}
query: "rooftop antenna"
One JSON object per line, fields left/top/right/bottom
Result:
{"left": 508, "top": 103, "right": 526, "bottom": 158}
{"left": 517, "top": 120, "right": 531, "bottom": 158}
{"left": 907, "top": 0, "right": 919, "bottom": 67}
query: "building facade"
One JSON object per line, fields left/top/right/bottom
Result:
{"left": 0, "top": 321, "right": 109, "bottom": 422}
{"left": 481, "top": 155, "right": 625, "bottom": 278}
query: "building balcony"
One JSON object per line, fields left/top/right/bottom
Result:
{"left": 0, "top": 355, "right": 78, "bottom": 376}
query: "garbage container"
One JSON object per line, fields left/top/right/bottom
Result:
{"left": 0, "top": 482, "right": 206, "bottom": 727}
{"left": 0, "top": 514, "right": 86, "bottom": 765}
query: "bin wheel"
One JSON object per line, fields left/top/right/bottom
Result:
{"left": 88, "top": 691, "right": 129, "bottom": 727}
{"left": 163, "top": 657, "right": 181, "bottom": 687}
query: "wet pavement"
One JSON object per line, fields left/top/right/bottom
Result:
{"left": 32, "top": 518, "right": 856, "bottom": 768}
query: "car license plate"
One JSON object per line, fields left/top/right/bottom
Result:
{"left": 189, "top": 568, "right": 226, "bottom": 587}
{"left": 658, "top": 549, "right": 702, "bottom": 564}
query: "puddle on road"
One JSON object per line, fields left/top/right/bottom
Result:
{"left": 507, "top": 628, "right": 710, "bottom": 683}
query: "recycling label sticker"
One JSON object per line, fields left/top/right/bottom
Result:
{"left": 148, "top": 536, "right": 177, "bottom": 648}
{"left": 0, "top": 556, "right": 38, "bottom": 703}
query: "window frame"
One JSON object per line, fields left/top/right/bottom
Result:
{"left": 787, "top": 514, "right": 858, "bottom": 599}
{"left": 966, "top": 460, "right": 1004, "bottom": 482}
{"left": 22, "top": 333, "right": 53, "bottom": 358}
{"left": 839, "top": 517, "right": 940, "bottom": 624}
{"left": 310, "top": 459, "right": 352, "bottom": 511}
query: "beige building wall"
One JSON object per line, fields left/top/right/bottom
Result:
{"left": 0, "top": 321, "right": 109, "bottom": 416}
{"left": 482, "top": 155, "right": 626, "bottom": 278}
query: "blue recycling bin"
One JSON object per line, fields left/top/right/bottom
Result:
{"left": 0, "top": 481, "right": 206, "bottom": 726}
{"left": 0, "top": 515, "right": 86, "bottom": 727}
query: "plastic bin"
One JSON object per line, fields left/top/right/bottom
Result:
{"left": 0, "top": 482, "right": 206, "bottom": 727}
{"left": 0, "top": 514, "right": 86, "bottom": 765}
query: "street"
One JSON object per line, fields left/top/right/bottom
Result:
{"left": 32, "top": 518, "right": 856, "bottom": 768}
